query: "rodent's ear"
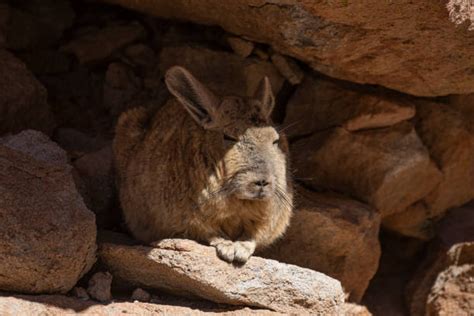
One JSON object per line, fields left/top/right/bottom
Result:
{"left": 165, "top": 66, "right": 221, "bottom": 129}
{"left": 253, "top": 76, "right": 275, "bottom": 120}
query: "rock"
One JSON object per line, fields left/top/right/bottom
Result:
{"left": 270, "top": 53, "right": 304, "bottom": 85}
{"left": 407, "top": 203, "right": 474, "bottom": 315}
{"left": 449, "top": 93, "right": 474, "bottom": 133}
{"left": 103, "top": 62, "right": 142, "bottom": 116}
{"left": 87, "top": 272, "right": 113, "bottom": 302}
{"left": 260, "top": 187, "right": 380, "bottom": 302}
{"left": 383, "top": 202, "right": 434, "bottom": 240}
{"left": 101, "top": 0, "right": 474, "bottom": 96}
{"left": 447, "top": 0, "right": 474, "bottom": 30}
{"left": 4, "top": 0, "right": 74, "bottom": 50}
{"left": 54, "top": 128, "right": 109, "bottom": 157}
{"left": 363, "top": 233, "right": 425, "bottom": 316}
{"left": 343, "top": 303, "right": 372, "bottom": 316}
{"left": 131, "top": 288, "right": 151, "bottom": 302}
{"left": 71, "top": 287, "right": 90, "bottom": 301}
{"left": 73, "top": 145, "right": 116, "bottom": 228}
{"left": 124, "top": 43, "right": 155, "bottom": 67}
{"left": 426, "top": 262, "right": 474, "bottom": 316}
{"left": 292, "top": 122, "right": 442, "bottom": 217}
{"left": 383, "top": 102, "right": 474, "bottom": 239}
{"left": 17, "top": 50, "right": 71, "bottom": 75}
{"left": 62, "top": 22, "right": 146, "bottom": 64}
{"left": 283, "top": 75, "right": 416, "bottom": 137}
{"left": 0, "top": 130, "right": 67, "bottom": 166}
{"left": 417, "top": 102, "right": 474, "bottom": 215}
{"left": 0, "top": 131, "right": 96, "bottom": 294}
{"left": 227, "top": 36, "right": 254, "bottom": 58}
{"left": 100, "top": 239, "right": 345, "bottom": 314}
{"left": 254, "top": 48, "right": 269, "bottom": 60}
{"left": 0, "top": 294, "right": 282, "bottom": 315}
{"left": 0, "top": 49, "right": 54, "bottom": 136}
{"left": 159, "top": 45, "right": 284, "bottom": 97}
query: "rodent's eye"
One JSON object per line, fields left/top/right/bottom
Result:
{"left": 273, "top": 138, "right": 280, "bottom": 146}
{"left": 223, "top": 134, "right": 238, "bottom": 143}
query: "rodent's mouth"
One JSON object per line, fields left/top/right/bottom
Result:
{"left": 235, "top": 190, "right": 273, "bottom": 201}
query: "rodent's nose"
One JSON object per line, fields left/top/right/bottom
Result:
{"left": 254, "top": 180, "right": 270, "bottom": 188}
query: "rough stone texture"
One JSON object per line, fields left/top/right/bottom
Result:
{"left": 62, "top": 22, "right": 146, "bottom": 64}
{"left": 260, "top": 187, "right": 380, "bottom": 302}
{"left": 0, "top": 49, "right": 54, "bottom": 136}
{"left": 101, "top": 0, "right": 474, "bottom": 96}
{"left": 383, "top": 103, "right": 474, "bottom": 238}
{"left": 283, "top": 75, "right": 416, "bottom": 137}
{"left": 416, "top": 101, "right": 474, "bottom": 216}
{"left": 131, "top": 288, "right": 151, "bottom": 302}
{"left": 100, "top": 239, "right": 345, "bottom": 314}
{"left": 73, "top": 145, "right": 116, "bottom": 228}
{"left": 343, "top": 303, "right": 372, "bottom": 316}
{"left": 449, "top": 93, "right": 474, "bottom": 133}
{"left": 426, "top": 262, "right": 474, "bottom": 316}
{"left": 87, "top": 272, "right": 113, "bottom": 302}
{"left": 292, "top": 122, "right": 442, "bottom": 217}
{"left": 103, "top": 62, "right": 142, "bottom": 116}
{"left": 0, "top": 295, "right": 282, "bottom": 315}
{"left": 0, "top": 130, "right": 67, "bottom": 166}
{"left": 407, "top": 203, "right": 474, "bottom": 316}
{"left": 0, "top": 132, "right": 96, "bottom": 294}
{"left": 270, "top": 53, "right": 304, "bottom": 85}
{"left": 383, "top": 202, "right": 434, "bottom": 240}
{"left": 159, "top": 46, "right": 284, "bottom": 97}
{"left": 227, "top": 37, "right": 254, "bottom": 58}
{"left": 71, "top": 287, "right": 90, "bottom": 301}
{"left": 3, "top": 0, "right": 75, "bottom": 50}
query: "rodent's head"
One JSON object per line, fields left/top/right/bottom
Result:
{"left": 165, "top": 66, "right": 290, "bottom": 202}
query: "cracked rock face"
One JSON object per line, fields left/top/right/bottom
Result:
{"left": 0, "top": 130, "right": 96, "bottom": 294}
{"left": 100, "top": 239, "right": 345, "bottom": 314}
{"left": 102, "top": 0, "right": 474, "bottom": 96}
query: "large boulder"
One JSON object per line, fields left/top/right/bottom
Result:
{"left": 260, "top": 187, "right": 380, "bottom": 302}
{"left": 100, "top": 239, "right": 345, "bottom": 315}
{"left": 0, "top": 130, "right": 96, "bottom": 294}
{"left": 292, "top": 122, "right": 442, "bottom": 217}
{"left": 283, "top": 75, "right": 415, "bottom": 137}
{"left": 61, "top": 22, "right": 146, "bottom": 64}
{"left": 407, "top": 203, "right": 474, "bottom": 315}
{"left": 0, "top": 294, "right": 281, "bottom": 315}
{"left": 159, "top": 45, "right": 284, "bottom": 97}
{"left": 383, "top": 102, "right": 474, "bottom": 239}
{"left": 102, "top": 0, "right": 474, "bottom": 96}
{"left": 0, "top": 49, "right": 54, "bottom": 136}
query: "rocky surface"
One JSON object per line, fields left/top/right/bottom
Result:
{"left": 283, "top": 75, "right": 416, "bottom": 137}
{"left": 407, "top": 203, "right": 474, "bottom": 316}
{"left": 73, "top": 145, "right": 116, "bottom": 227}
{"left": 0, "top": 49, "right": 54, "bottom": 136}
{"left": 62, "top": 22, "right": 146, "bottom": 64}
{"left": 102, "top": 0, "right": 474, "bottom": 96}
{"left": 100, "top": 239, "right": 345, "bottom": 314}
{"left": 384, "top": 102, "right": 474, "bottom": 239}
{"left": 260, "top": 187, "right": 380, "bottom": 302}
{"left": 87, "top": 272, "right": 113, "bottom": 302}
{"left": 292, "top": 122, "right": 442, "bottom": 217}
{"left": 0, "top": 131, "right": 96, "bottom": 294}
{"left": 0, "top": 295, "right": 282, "bottom": 315}
{"left": 159, "top": 45, "right": 284, "bottom": 97}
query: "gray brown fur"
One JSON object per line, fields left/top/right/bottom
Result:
{"left": 113, "top": 66, "right": 293, "bottom": 263}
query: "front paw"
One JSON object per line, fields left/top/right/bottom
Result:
{"left": 211, "top": 239, "right": 256, "bottom": 263}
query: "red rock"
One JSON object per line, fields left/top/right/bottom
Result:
{"left": 260, "top": 187, "right": 380, "bottom": 302}
{"left": 101, "top": 0, "right": 474, "bottom": 96}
